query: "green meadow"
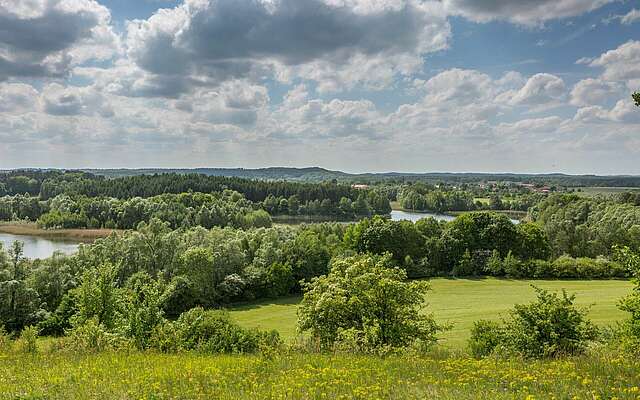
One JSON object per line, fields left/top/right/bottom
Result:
{"left": 229, "top": 278, "right": 633, "bottom": 348}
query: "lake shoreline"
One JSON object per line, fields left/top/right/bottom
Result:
{"left": 0, "top": 222, "right": 120, "bottom": 243}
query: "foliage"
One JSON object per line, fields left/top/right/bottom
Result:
{"left": 0, "top": 242, "right": 45, "bottom": 333}
{"left": 468, "top": 320, "right": 504, "bottom": 358}
{"left": 615, "top": 246, "right": 640, "bottom": 339}
{"left": 297, "top": 254, "right": 441, "bottom": 351}
{"left": 72, "top": 264, "right": 121, "bottom": 330}
{"left": 472, "top": 287, "right": 598, "bottom": 358}
{"left": 15, "top": 325, "right": 39, "bottom": 354}
{"left": 174, "top": 307, "right": 280, "bottom": 354}
{"left": 531, "top": 194, "right": 640, "bottom": 258}
{"left": 633, "top": 91, "right": 639, "bottom": 107}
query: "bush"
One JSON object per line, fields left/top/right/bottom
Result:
{"left": 149, "top": 321, "right": 181, "bottom": 353}
{"left": 468, "top": 287, "right": 598, "bottom": 359}
{"left": 175, "top": 307, "right": 280, "bottom": 354}
{"left": 67, "top": 318, "right": 130, "bottom": 352}
{"left": 0, "top": 327, "right": 10, "bottom": 353}
{"left": 615, "top": 246, "right": 640, "bottom": 339}
{"left": 506, "top": 287, "right": 597, "bottom": 358}
{"left": 297, "top": 254, "right": 442, "bottom": 352}
{"left": 468, "top": 320, "right": 504, "bottom": 358}
{"left": 16, "top": 325, "right": 38, "bottom": 354}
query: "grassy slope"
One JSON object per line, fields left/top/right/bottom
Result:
{"left": 1, "top": 351, "right": 639, "bottom": 399}
{"left": 229, "top": 278, "right": 633, "bottom": 348}
{"left": 0, "top": 222, "right": 120, "bottom": 242}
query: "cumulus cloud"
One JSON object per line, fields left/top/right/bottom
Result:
{"left": 0, "top": 0, "right": 119, "bottom": 81}
{"left": 123, "top": 0, "right": 450, "bottom": 96}
{"left": 41, "top": 83, "right": 114, "bottom": 117}
{"left": 570, "top": 78, "right": 621, "bottom": 107}
{"left": 507, "top": 73, "right": 566, "bottom": 107}
{"left": 442, "top": 0, "right": 613, "bottom": 26}
{"left": 0, "top": 82, "right": 39, "bottom": 113}
{"left": 589, "top": 41, "right": 640, "bottom": 84}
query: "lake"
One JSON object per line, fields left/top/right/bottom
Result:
{"left": 391, "top": 209, "right": 521, "bottom": 224}
{"left": 0, "top": 233, "right": 79, "bottom": 259}
{"left": 390, "top": 209, "right": 456, "bottom": 223}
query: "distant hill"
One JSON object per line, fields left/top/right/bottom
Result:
{"left": 80, "top": 167, "right": 640, "bottom": 187}
{"left": 82, "top": 167, "right": 350, "bottom": 182}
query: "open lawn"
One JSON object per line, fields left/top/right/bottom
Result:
{"left": 229, "top": 278, "right": 633, "bottom": 348}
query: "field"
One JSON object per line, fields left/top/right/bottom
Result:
{"left": 1, "top": 349, "right": 639, "bottom": 399}
{"left": 0, "top": 222, "right": 120, "bottom": 242}
{"left": 230, "top": 278, "right": 633, "bottom": 348}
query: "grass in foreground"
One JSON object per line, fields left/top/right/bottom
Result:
{"left": 230, "top": 278, "right": 633, "bottom": 348}
{"left": 0, "top": 350, "right": 639, "bottom": 399}
{"left": 0, "top": 222, "right": 121, "bottom": 242}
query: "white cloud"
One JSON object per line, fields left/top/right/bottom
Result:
{"left": 41, "top": 83, "right": 114, "bottom": 117}
{"left": 590, "top": 41, "right": 640, "bottom": 84}
{"left": 442, "top": 0, "right": 614, "bottom": 26}
{"left": 0, "top": 0, "right": 119, "bottom": 81}
{"left": 621, "top": 9, "right": 640, "bottom": 24}
{"left": 0, "top": 82, "right": 39, "bottom": 112}
{"left": 122, "top": 0, "right": 450, "bottom": 97}
{"left": 508, "top": 73, "right": 566, "bottom": 107}
{"left": 570, "top": 78, "right": 621, "bottom": 107}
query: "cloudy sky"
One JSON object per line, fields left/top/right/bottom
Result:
{"left": 0, "top": 0, "right": 639, "bottom": 173}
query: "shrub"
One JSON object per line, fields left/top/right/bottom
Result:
{"left": 0, "top": 327, "right": 10, "bottom": 353}
{"left": 468, "top": 320, "right": 504, "bottom": 358}
{"left": 175, "top": 307, "right": 280, "bottom": 354}
{"left": 16, "top": 325, "right": 38, "bottom": 354}
{"left": 615, "top": 246, "right": 640, "bottom": 339}
{"left": 297, "top": 254, "right": 442, "bottom": 352}
{"left": 484, "top": 250, "right": 503, "bottom": 276}
{"left": 504, "top": 287, "right": 597, "bottom": 358}
{"left": 67, "top": 318, "right": 130, "bottom": 352}
{"left": 149, "top": 321, "right": 181, "bottom": 353}
{"left": 468, "top": 287, "right": 598, "bottom": 359}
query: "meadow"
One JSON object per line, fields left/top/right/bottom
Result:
{"left": 230, "top": 278, "right": 633, "bottom": 348}
{"left": 1, "top": 348, "right": 639, "bottom": 399}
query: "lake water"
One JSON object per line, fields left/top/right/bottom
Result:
{"left": 390, "top": 210, "right": 456, "bottom": 223}
{"left": 0, "top": 233, "right": 79, "bottom": 259}
{"left": 391, "top": 209, "right": 521, "bottom": 224}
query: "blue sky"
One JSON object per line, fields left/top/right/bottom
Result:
{"left": 0, "top": 0, "right": 639, "bottom": 173}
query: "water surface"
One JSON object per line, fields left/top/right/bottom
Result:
{"left": 0, "top": 233, "right": 79, "bottom": 259}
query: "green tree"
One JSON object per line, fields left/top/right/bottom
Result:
{"left": 297, "top": 254, "right": 441, "bottom": 350}
{"left": 633, "top": 91, "right": 639, "bottom": 107}
{"left": 0, "top": 242, "right": 43, "bottom": 332}
{"left": 72, "top": 263, "right": 120, "bottom": 330}
{"left": 285, "top": 231, "right": 330, "bottom": 285}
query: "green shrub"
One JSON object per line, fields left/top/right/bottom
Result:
{"left": 176, "top": 307, "right": 280, "bottom": 354}
{"left": 0, "top": 327, "right": 10, "bottom": 353}
{"left": 468, "top": 287, "right": 598, "bottom": 359}
{"left": 468, "top": 320, "right": 504, "bottom": 358}
{"left": 149, "top": 321, "right": 181, "bottom": 353}
{"left": 615, "top": 246, "right": 640, "bottom": 339}
{"left": 503, "top": 287, "right": 598, "bottom": 358}
{"left": 67, "top": 318, "right": 130, "bottom": 352}
{"left": 16, "top": 325, "right": 38, "bottom": 354}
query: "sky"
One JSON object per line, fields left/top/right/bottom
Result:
{"left": 0, "top": 0, "right": 639, "bottom": 174}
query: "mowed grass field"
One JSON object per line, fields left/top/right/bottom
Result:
{"left": 229, "top": 278, "right": 633, "bottom": 348}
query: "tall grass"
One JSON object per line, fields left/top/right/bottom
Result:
{"left": 0, "top": 346, "right": 638, "bottom": 399}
